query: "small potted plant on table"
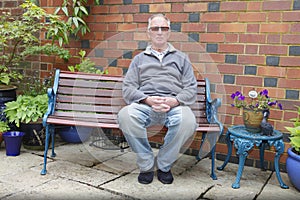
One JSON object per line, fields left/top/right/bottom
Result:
{"left": 230, "top": 89, "right": 283, "bottom": 133}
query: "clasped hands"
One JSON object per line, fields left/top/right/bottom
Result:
{"left": 144, "top": 96, "right": 179, "bottom": 113}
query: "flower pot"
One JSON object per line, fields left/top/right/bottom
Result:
{"left": 20, "top": 123, "right": 45, "bottom": 151}
{"left": 242, "top": 109, "right": 263, "bottom": 133}
{"left": 286, "top": 147, "right": 300, "bottom": 191}
{"left": 58, "top": 126, "right": 93, "bottom": 143}
{"left": 2, "top": 131, "right": 25, "bottom": 156}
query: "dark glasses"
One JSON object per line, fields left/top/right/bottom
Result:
{"left": 149, "top": 26, "right": 170, "bottom": 32}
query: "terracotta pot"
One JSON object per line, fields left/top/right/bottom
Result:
{"left": 242, "top": 109, "right": 263, "bottom": 133}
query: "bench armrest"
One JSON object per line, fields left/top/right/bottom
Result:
{"left": 43, "top": 88, "right": 56, "bottom": 127}
{"left": 42, "top": 69, "right": 60, "bottom": 127}
{"left": 205, "top": 78, "right": 223, "bottom": 134}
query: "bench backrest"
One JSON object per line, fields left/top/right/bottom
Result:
{"left": 49, "top": 70, "right": 208, "bottom": 125}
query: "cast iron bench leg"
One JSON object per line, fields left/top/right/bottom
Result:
{"left": 217, "top": 130, "right": 232, "bottom": 170}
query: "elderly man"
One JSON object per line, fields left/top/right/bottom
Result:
{"left": 118, "top": 14, "right": 197, "bottom": 184}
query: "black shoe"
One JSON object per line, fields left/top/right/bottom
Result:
{"left": 157, "top": 169, "right": 174, "bottom": 184}
{"left": 138, "top": 171, "right": 154, "bottom": 184}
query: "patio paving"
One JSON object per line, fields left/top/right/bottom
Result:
{"left": 0, "top": 137, "right": 299, "bottom": 200}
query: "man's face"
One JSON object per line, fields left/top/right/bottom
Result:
{"left": 147, "top": 17, "right": 170, "bottom": 48}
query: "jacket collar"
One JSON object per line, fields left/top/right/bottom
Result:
{"left": 144, "top": 43, "right": 177, "bottom": 55}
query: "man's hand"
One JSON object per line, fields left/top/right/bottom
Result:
{"left": 143, "top": 96, "right": 179, "bottom": 113}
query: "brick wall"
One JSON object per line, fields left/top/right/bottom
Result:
{"left": 8, "top": 0, "right": 300, "bottom": 169}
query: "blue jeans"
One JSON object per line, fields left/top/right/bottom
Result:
{"left": 118, "top": 103, "right": 197, "bottom": 172}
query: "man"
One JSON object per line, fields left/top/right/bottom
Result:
{"left": 118, "top": 14, "right": 197, "bottom": 184}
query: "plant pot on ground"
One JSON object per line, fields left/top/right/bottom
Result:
{"left": 285, "top": 105, "right": 300, "bottom": 191}
{"left": 4, "top": 93, "right": 48, "bottom": 150}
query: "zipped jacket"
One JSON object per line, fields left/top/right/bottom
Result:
{"left": 122, "top": 43, "right": 197, "bottom": 106}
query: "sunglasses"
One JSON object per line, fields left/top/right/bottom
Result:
{"left": 149, "top": 26, "right": 170, "bottom": 32}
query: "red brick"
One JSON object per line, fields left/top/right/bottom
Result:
{"left": 282, "top": 11, "right": 300, "bottom": 22}
{"left": 91, "top": 5, "right": 109, "bottom": 14}
{"left": 217, "top": 64, "right": 244, "bottom": 74}
{"left": 200, "top": 33, "right": 225, "bottom": 43}
{"left": 282, "top": 34, "right": 300, "bottom": 44}
{"left": 218, "top": 44, "right": 244, "bottom": 54}
{"left": 117, "top": 24, "right": 137, "bottom": 31}
{"left": 259, "top": 45, "right": 288, "bottom": 55}
{"left": 207, "top": 53, "right": 225, "bottom": 63}
{"left": 133, "top": 14, "right": 151, "bottom": 23}
{"left": 239, "top": 13, "right": 266, "bottom": 22}
{"left": 267, "top": 35, "right": 281, "bottom": 43}
{"left": 240, "top": 34, "right": 266, "bottom": 43}
{"left": 291, "top": 23, "right": 300, "bottom": 32}
{"left": 207, "top": 24, "right": 219, "bottom": 32}
{"left": 262, "top": 1, "right": 292, "bottom": 11}
{"left": 238, "top": 55, "right": 265, "bottom": 65}
{"left": 260, "top": 24, "right": 290, "bottom": 33}
{"left": 201, "top": 13, "right": 225, "bottom": 22}
{"left": 225, "top": 34, "right": 238, "bottom": 43}
{"left": 268, "top": 12, "right": 281, "bottom": 22}
{"left": 149, "top": 4, "right": 171, "bottom": 12}
{"left": 184, "top": 3, "right": 207, "bottom": 12}
{"left": 258, "top": 66, "right": 286, "bottom": 78}
{"left": 134, "top": 32, "right": 148, "bottom": 41}
{"left": 280, "top": 57, "right": 300, "bottom": 67}
{"left": 133, "top": 0, "right": 153, "bottom": 3}
{"left": 220, "top": 23, "right": 246, "bottom": 33}
{"left": 247, "top": 24, "right": 260, "bottom": 32}
{"left": 225, "top": 13, "right": 239, "bottom": 22}
{"left": 247, "top": 2, "right": 262, "bottom": 11}
{"left": 287, "top": 68, "right": 300, "bottom": 79}
{"left": 167, "top": 13, "right": 189, "bottom": 22}
{"left": 118, "top": 5, "right": 139, "bottom": 13}
{"left": 221, "top": 1, "right": 247, "bottom": 11}
{"left": 172, "top": 4, "right": 184, "bottom": 12}
{"left": 124, "top": 14, "right": 134, "bottom": 23}
{"left": 103, "top": 0, "right": 122, "bottom": 4}
{"left": 278, "top": 79, "right": 300, "bottom": 89}
{"left": 182, "top": 23, "right": 206, "bottom": 32}
{"left": 245, "top": 45, "right": 258, "bottom": 54}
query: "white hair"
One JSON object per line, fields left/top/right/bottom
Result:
{"left": 147, "top": 14, "right": 171, "bottom": 30}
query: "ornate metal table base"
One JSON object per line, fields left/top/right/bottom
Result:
{"left": 217, "top": 125, "right": 289, "bottom": 189}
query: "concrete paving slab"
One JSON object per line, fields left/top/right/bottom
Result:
{"left": 2, "top": 178, "right": 128, "bottom": 200}
{"left": 185, "top": 159, "right": 272, "bottom": 199}
{"left": 41, "top": 160, "right": 119, "bottom": 187}
{"left": 257, "top": 172, "right": 299, "bottom": 200}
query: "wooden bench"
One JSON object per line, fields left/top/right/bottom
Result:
{"left": 41, "top": 69, "right": 223, "bottom": 179}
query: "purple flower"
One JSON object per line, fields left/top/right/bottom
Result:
{"left": 278, "top": 103, "right": 283, "bottom": 110}
{"left": 238, "top": 95, "right": 245, "bottom": 101}
{"left": 231, "top": 93, "right": 236, "bottom": 99}
{"left": 260, "top": 89, "right": 269, "bottom": 97}
{"left": 268, "top": 101, "right": 276, "bottom": 106}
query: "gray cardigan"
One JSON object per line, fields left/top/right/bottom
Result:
{"left": 122, "top": 43, "right": 197, "bottom": 106}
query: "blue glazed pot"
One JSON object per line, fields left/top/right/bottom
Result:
{"left": 3, "top": 131, "right": 25, "bottom": 156}
{"left": 59, "top": 126, "right": 92, "bottom": 143}
{"left": 286, "top": 147, "right": 300, "bottom": 191}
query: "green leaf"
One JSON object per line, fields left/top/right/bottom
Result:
{"left": 62, "top": 6, "right": 69, "bottom": 16}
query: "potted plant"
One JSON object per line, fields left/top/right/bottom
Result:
{"left": 285, "top": 106, "right": 300, "bottom": 191}
{"left": 0, "top": 120, "right": 10, "bottom": 147}
{"left": 4, "top": 77, "right": 49, "bottom": 150}
{"left": 230, "top": 89, "right": 283, "bottom": 132}
{"left": 0, "top": 0, "right": 71, "bottom": 124}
